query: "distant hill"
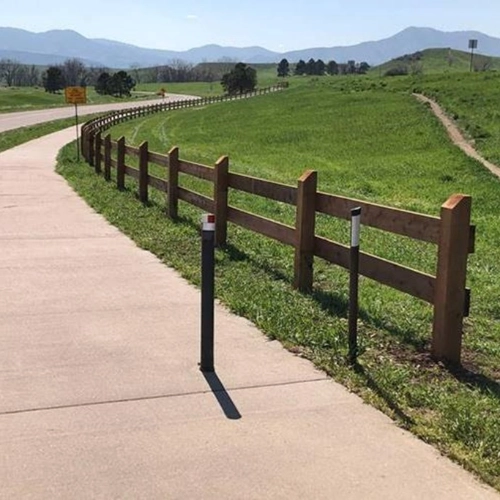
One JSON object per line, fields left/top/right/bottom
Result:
{"left": 372, "top": 48, "right": 500, "bottom": 75}
{"left": 1, "top": 26, "right": 500, "bottom": 68}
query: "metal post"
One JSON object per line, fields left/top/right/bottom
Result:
{"left": 349, "top": 207, "right": 361, "bottom": 363}
{"left": 200, "top": 214, "right": 216, "bottom": 372}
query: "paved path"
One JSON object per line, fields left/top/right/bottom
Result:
{"left": 0, "top": 129, "right": 499, "bottom": 499}
{"left": 414, "top": 93, "right": 500, "bottom": 179}
{"left": 0, "top": 93, "right": 199, "bottom": 133}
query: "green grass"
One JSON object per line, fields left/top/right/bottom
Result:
{"left": 301, "top": 71, "right": 500, "bottom": 168}
{"left": 372, "top": 48, "right": 500, "bottom": 76}
{"left": 135, "top": 82, "right": 222, "bottom": 97}
{"left": 57, "top": 77, "right": 500, "bottom": 489}
{"left": 0, "top": 115, "right": 101, "bottom": 153}
{"left": 409, "top": 72, "right": 500, "bottom": 166}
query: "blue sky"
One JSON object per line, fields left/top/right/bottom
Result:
{"left": 3, "top": 0, "right": 499, "bottom": 51}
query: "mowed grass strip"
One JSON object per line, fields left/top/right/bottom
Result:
{"left": 58, "top": 81, "right": 500, "bottom": 489}
{"left": 0, "top": 116, "right": 91, "bottom": 153}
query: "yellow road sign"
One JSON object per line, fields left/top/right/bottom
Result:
{"left": 65, "top": 86, "right": 87, "bottom": 104}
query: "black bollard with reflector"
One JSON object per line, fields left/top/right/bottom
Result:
{"left": 349, "top": 207, "right": 361, "bottom": 363}
{"left": 200, "top": 213, "right": 216, "bottom": 372}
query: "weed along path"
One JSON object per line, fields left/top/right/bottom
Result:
{"left": 0, "top": 93, "right": 199, "bottom": 134}
{"left": 1, "top": 131, "right": 499, "bottom": 499}
{"left": 414, "top": 93, "right": 500, "bottom": 179}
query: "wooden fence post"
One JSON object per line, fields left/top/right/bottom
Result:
{"left": 294, "top": 170, "right": 318, "bottom": 292}
{"left": 214, "top": 156, "right": 229, "bottom": 247}
{"left": 88, "top": 130, "right": 95, "bottom": 167}
{"left": 139, "top": 141, "right": 149, "bottom": 203}
{"left": 167, "top": 146, "right": 179, "bottom": 219}
{"left": 81, "top": 126, "right": 87, "bottom": 160}
{"left": 432, "top": 194, "right": 472, "bottom": 365}
{"left": 104, "top": 134, "right": 112, "bottom": 181}
{"left": 95, "top": 132, "right": 102, "bottom": 174}
{"left": 117, "top": 136, "right": 126, "bottom": 190}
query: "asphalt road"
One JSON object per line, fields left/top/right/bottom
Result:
{"left": 0, "top": 93, "right": 199, "bottom": 133}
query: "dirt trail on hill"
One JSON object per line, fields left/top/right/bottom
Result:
{"left": 414, "top": 93, "right": 500, "bottom": 180}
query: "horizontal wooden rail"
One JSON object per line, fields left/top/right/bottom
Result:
{"left": 148, "top": 151, "right": 169, "bottom": 166}
{"left": 228, "top": 173, "right": 297, "bottom": 205}
{"left": 124, "top": 165, "right": 140, "bottom": 180}
{"left": 227, "top": 207, "right": 295, "bottom": 246}
{"left": 316, "top": 192, "right": 440, "bottom": 244}
{"left": 179, "top": 160, "right": 214, "bottom": 181}
{"left": 178, "top": 187, "right": 214, "bottom": 212}
{"left": 314, "top": 236, "right": 435, "bottom": 303}
{"left": 148, "top": 175, "right": 168, "bottom": 192}
{"left": 124, "top": 145, "right": 140, "bottom": 157}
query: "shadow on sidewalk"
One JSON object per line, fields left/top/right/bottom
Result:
{"left": 202, "top": 371, "right": 242, "bottom": 420}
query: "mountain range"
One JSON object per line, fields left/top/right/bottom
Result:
{"left": 1, "top": 26, "right": 500, "bottom": 68}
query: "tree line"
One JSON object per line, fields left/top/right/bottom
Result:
{"left": 277, "top": 58, "right": 370, "bottom": 77}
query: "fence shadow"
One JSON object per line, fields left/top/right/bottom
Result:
{"left": 201, "top": 370, "right": 242, "bottom": 420}
{"left": 446, "top": 363, "right": 500, "bottom": 401}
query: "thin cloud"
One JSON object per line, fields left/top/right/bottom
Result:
{"left": 186, "top": 15, "right": 198, "bottom": 21}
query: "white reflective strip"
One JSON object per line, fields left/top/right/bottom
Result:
{"left": 203, "top": 222, "right": 216, "bottom": 231}
{"left": 351, "top": 215, "right": 361, "bottom": 247}
{"left": 201, "top": 214, "right": 216, "bottom": 231}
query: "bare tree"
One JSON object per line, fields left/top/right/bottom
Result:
{"left": 87, "top": 66, "right": 110, "bottom": 86}
{"left": 129, "top": 63, "right": 142, "bottom": 85}
{"left": 62, "top": 58, "right": 88, "bottom": 86}
{"left": 12, "top": 65, "right": 40, "bottom": 86}
{"left": 0, "top": 59, "right": 22, "bottom": 86}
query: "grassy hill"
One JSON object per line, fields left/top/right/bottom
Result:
{"left": 58, "top": 76, "right": 500, "bottom": 489}
{"left": 372, "top": 48, "right": 500, "bottom": 75}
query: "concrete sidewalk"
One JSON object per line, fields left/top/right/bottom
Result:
{"left": 0, "top": 129, "right": 498, "bottom": 499}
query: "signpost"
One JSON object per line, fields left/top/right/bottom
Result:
{"left": 64, "top": 86, "right": 87, "bottom": 161}
{"left": 468, "top": 39, "right": 478, "bottom": 72}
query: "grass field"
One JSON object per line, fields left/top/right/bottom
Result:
{"left": 372, "top": 48, "right": 500, "bottom": 76}
{"left": 58, "top": 76, "right": 500, "bottom": 489}
{"left": 313, "top": 71, "right": 500, "bottom": 168}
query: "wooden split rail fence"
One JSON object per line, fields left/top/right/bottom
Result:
{"left": 80, "top": 89, "right": 475, "bottom": 365}
{"left": 81, "top": 83, "right": 288, "bottom": 159}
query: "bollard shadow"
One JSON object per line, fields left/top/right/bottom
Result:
{"left": 201, "top": 370, "right": 242, "bottom": 420}
{"left": 352, "top": 362, "right": 414, "bottom": 427}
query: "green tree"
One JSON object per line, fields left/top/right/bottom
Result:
{"left": 346, "top": 60, "right": 357, "bottom": 74}
{"left": 109, "top": 71, "right": 135, "bottom": 97}
{"left": 94, "top": 71, "right": 135, "bottom": 97}
{"left": 294, "top": 59, "right": 306, "bottom": 75}
{"left": 221, "top": 63, "right": 257, "bottom": 94}
{"left": 358, "top": 62, "right": 370, "bottom": 74}
{"left": 305, "top": 58, "right": 316, "bottom": 75}
{"left": 95, "top": 72, "right": 111, "bottom": 95}
{"left": 43, "top": 66, "right": 65, "bottom": 93}
{"left": 277, "top": 58, "right": 290, "bottom": 78}
{"left": 315, "top": 59, "right": 326, "bottom": 75}
{"left": 327, "top": 60, "right": 339, "bottom": 75}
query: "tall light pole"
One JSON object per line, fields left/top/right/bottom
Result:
{"left": 469, "top": 39, "right": 478, "bottom": 72}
